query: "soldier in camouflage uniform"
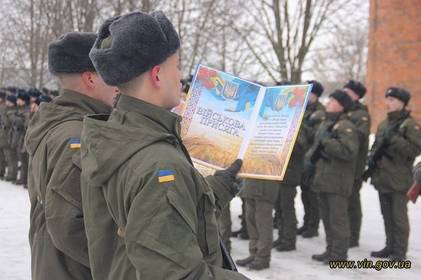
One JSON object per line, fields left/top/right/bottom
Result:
{"left": 343, "top": 80, "right": 371, "bottom": 247}
{"left": 309, "top": 90, "right": 359, "bottom": 263}
{"left": 4, "top": 94, "right": 18, "bottom": 182}
{"left": 0, "top": 90, "right": 7, "bottom": 178}
{"left": 12, "top": 90, "right": 31, "bottom": 187}
{"left": 298, "top": 80, "right": 325, "bottom": 238}
{"left": 28, "top": 88, "right": 42, "bottom": 118}
{"left": 82, "top": 11, "right": 249, "bottom": 279}
{"left": 369, "top": 87, "right": 421, "bottom": 261}
{"left": 25, "top": 32, "right": 116, "bottom": 280}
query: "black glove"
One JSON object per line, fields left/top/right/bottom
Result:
{"left": 382, "top": 125, "right": 398, "bottom": 146}
{"left": 214, "top": 159, "right": 243, "bottom": 195}
{"left": 304, "top": 158, "right": 315, "bottom": 172}
{"left": 367, "top": 156, "right": 376, "bottom": 170}
{"left": 319, "top": 128, "right": 332, "bottom": 141}
{"left": 305, "top": 117, "right": 317, "bottom": 128}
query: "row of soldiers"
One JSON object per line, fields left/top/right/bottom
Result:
{"left": 222, "top": 79, "right": 421, "bottom": 270}
{"left": 0, "top": 88, "right": 52, "bottom": 187}
{"left": 14, "top": 9, "right": 421, "bottom": 280}
{"left": 26, "top": 11, "right": 254, "bottom": 280}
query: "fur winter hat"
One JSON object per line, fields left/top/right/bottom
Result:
{"left": 48, "top": 32, "right": 97, "bottom": 75}
{"left": 17, "top": 89, "right": 30, "bottom": 104}
{"left": 89, "top": 11, "right": 180, "bottom": 86}
{"left": 6, "top": 94, "right": 17, "bottom": 105}
{"left": 385, "top": 87, "right": 411, "bottom": 106}
{"left": 307, "top": 80, "right": 324, "bottom": 97}
{"left": 28, "top": 88, "right": 42, "bottom": 98}
{"left": 344, "top": 80, "right": 366, "bottom": 98}
{"left": 330, "top": 89, "right": 353, "bottom": 111}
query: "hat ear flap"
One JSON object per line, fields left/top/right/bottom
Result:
{"left": 94, "top": 15, "right": 121, "bottom": 50}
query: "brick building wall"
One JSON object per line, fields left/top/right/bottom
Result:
{"left": 366, "top": 0, "right": 421, "bottom": 131}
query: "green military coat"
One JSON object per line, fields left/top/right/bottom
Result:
{"left": 371, "top": 110, "right": 421, "bottom": 193}
{"left": 310, "top": 113, "right": 360, "bottom": 196}
{"left": 81, "top": 95, "right": 248, "bottom": 280}
{"left": 25, "top": 90, "right": 111, "bottom": 280}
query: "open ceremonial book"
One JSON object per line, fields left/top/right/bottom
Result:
{"left": 179, "top": 64, "right": 312, "bottom": 181}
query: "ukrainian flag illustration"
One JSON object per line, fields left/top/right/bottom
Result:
{"left": 69, "top": 138, "right": 81, "bottom": 149}
{"left": 157, "top": 170, "right": 175, "bottom": 183}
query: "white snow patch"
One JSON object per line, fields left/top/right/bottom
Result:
{"left": 1, "top": 181, "right": 420, "bottom": 279}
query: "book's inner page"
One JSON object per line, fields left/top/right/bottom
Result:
{"left": 240, "top": 85, "right": 311, "bottom": 180}
{"left": 181, "top": 65, "right": 262, "bottom": 170}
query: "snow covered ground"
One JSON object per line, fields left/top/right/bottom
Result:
{"left": 1, "top": 180, "right": 420, "bottom": 280}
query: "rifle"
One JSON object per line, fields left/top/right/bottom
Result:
{"left": 302, "top": 115, "right": 339, "bottom": 186}
{"left": 362, "top": 111, "right": 409, "bottom": 181}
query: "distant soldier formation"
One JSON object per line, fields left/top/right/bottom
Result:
{"left": 1, "top": 9, "right": 420, "bottom": 280}
{"left": 232, "top": 82, "right": 421, "bottom": 270}
{"left": 0, "top": 87, "right": 53, "bottom": 187}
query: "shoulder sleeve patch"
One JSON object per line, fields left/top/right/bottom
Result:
{"left": 362, "top": 116, "right": 368, "bottom": 121}
{"left": 157, "top": 170, "right": 176, "bottom": 183}
{"left": 346, "top": 128, "right": 353, "bottom": 133}
{"left": 68, "top": 138, "right": 81, "bottom": 149}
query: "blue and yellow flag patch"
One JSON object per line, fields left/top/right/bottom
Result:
{"left": 69, "top": 138, "right": 81, "bottom": 149}
{"left": 157, "top": 170, "right": 175, "bottom": 183}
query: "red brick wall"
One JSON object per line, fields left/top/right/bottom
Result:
{"left": 366, "top": 0, "right": 421, "bottom": 131}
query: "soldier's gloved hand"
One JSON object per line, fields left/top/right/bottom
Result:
{"left": 305, "top": 117, "right": 317, "bottom": 127}
{"left": 367, "top": 156, "right": 376, "bottom": 170}
{"left": 214, "top": 159, "right": 243, "bottom": 195}
{"left": 319, "top": 129, "right": 332, "bottom": 141}
{"left": 383, "top": 126, "right": 397, "bottom": 145}
{"left": 304, "top": 158, "right": 315, "bottom": 173}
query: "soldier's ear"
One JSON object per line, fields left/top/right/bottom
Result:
{"left": 150, "top": 65, "right": 161, "bottom": 88}
{"left": 81, "top": 72, "right": 96, "bottom": 89}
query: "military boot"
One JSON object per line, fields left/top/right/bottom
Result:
{"left": 238, "top": 231, "right": 249, "bottom": 240}
{"left": 296, "top": 225, "right": 306, "bottom": 235}
{"left": 272, "top": 238, "right": 283, "bottom": 248}
{"left": 301, "top": 228, "right": 318, "bottom": 238}
{"left": 389, "top": 254, "right": 406, "bottom": 261}
{"left": 248, "top": 259, "right": 269, "bottom": 270}
{"left": 371, "top": 247, "right": 391, "bottom": 258}
{"left": 231, "top": 228, "right": 249, "bottom": 240}
{"left": 231, "top": 229, "right": 241, "bottom": 237}
{"left": 14, "top": 178, "right": 26, "bottom": 185}
{"left": 235, "top": 255, "right": 255, "bottom": 267}
{"left": 312, "top": 251, "right": 329, "bottom": 262}
{"left": 323, "top": 255, "right": 347, "bottom": 265}
{"left": 349, "top": 239, "right": 359, "bottom": 248}
{"left": 276, "top": 242, "right": 296, "bottom": 252}
{"left": 5, "top": 176, "right": 16, "bottom": 182}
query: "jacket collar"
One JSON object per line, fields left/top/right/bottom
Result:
{"left": 56, "top": 89, "right": 111, "bottom": 115}
{"left": 115, "top": 94, "right": 182, "bottom": 137}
